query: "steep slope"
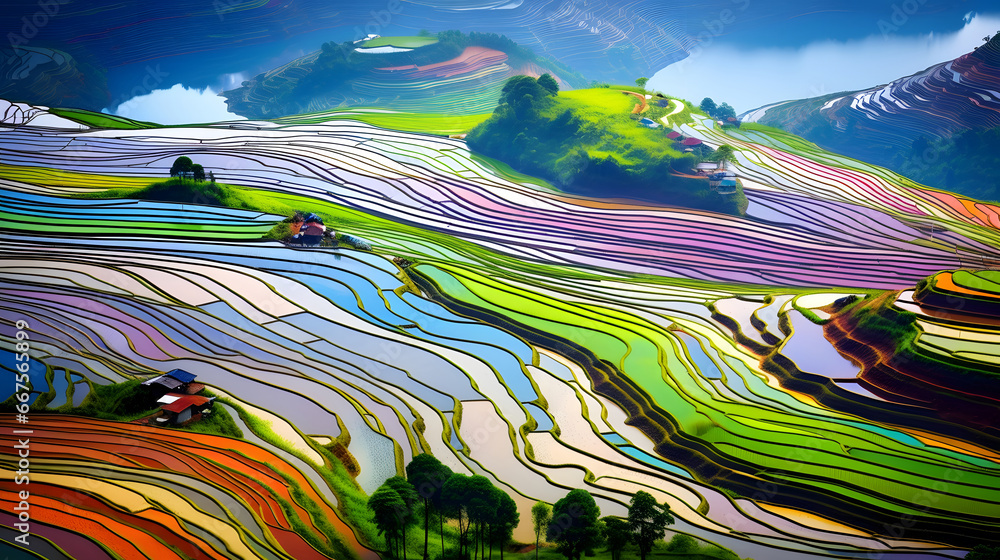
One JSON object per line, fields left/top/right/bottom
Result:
{"left": 741, "top": 33, "right": 1000, "bottom": 190}
{"left": 0, "top": 46, "right": 108, "bottom": 111}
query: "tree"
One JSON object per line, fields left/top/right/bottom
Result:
{"left": 531, "top": 501, "right": 552, "bottom": 560}
{"left": 192, "top": 164, "right": 205, "bottom": 182}
{"left": 967, "top": 545, "right": 1000, "bottom": 560}
{"left": 384, "top": 476, "right": 419, "bottom": 560}
{"left": 466, "top": 475, "right": 499, "bottom": 560}
{"left": 601, "top": 517, "right": 629, "bottom": 560}
{"left": 664, "top": 534, "right": 698, "bottom": 554}
{"left": 370, "top": 485, "right": 408, "bottom": 559}
{"left": 626, "top": 491, "right": 674, "bottom": 560}
{"left": 635, "top": 77, "right": 649, "bottom": 89}
{"left": 547, "top": 489, "right": 603, "bottom": 560}
{"left": 710, "top": 144, "right": 737, "bottom": 169}
{"left": 493, "top": 490, "right": 519, "bottom": 560}
{"left": 169, "top": 156, "right": 193, "bottom": 178}
{"left": 499, "top": 75, "right": 552, "bottom": 120}
{"left": 538, "top": 73, "right": 560, "bottom": 95}
{"left": 715, "top": 102, "right": 736, "bottom": 122}
{"left": 699, "top": 97, "right": 717, "bottom": 115}
{"left": 406, "top": 454, "right": 453, "bottom": 560}
{"left": 442, "top": 473, "right": 473, "bottom": 558}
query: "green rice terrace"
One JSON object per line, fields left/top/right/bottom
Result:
{"left": 1, "top": 59, "right": 1000, "bottom": 560}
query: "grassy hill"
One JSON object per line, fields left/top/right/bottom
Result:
{"left": 467, "top": 78, "right": 745, "bottom": 214}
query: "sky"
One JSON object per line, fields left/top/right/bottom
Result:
{"left": 110, "top": 84, "right": 245, "bottom": 124}
{"left": 650, "top": 11, "right": 1000, "bottom": 113}
{"left": 91, "top": 1, "right": 1000, "bottom": 122}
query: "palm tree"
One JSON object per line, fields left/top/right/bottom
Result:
{"left": 710, "top": 144, "right": 738, "bottom": 170}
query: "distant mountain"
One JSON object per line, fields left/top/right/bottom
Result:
{"left": 222, "top": 31, "right": 588, "bottom": 119}
{"left": 741, "top": 33, "right": 1000, "bottom": 198}
{"left": 0, "top": 46, "right": 108, "bottom": 111}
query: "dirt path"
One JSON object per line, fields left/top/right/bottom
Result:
{"left": 660, "top": 98, "right": 685, "bottom": 126}
{"left": 623, "top": 90, "right": 648, "bottom": 113}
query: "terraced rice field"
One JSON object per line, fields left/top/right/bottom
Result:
{"left": 1, "top": 102, "right": 998, "bottom": 559}
{"left": 354, "top": 47, "right": 549, "bottom": 115}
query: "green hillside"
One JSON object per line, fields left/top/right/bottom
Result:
{"left": 467, "top": 78, "right": 744, "bottom": 214}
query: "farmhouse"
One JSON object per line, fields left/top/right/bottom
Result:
{"left": 142, "top": 368, "right": 199, "bottom": 396}
{"left": 156, "top": 394, "right": 216, "bottom": 426}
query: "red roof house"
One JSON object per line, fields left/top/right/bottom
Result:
{"left": 156, "top": 393, "right": 215, "bottom": 426}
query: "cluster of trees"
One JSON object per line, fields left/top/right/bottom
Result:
{"left": 893, "top": 128, "right": 1000, "bottom": 203}
{"left": 368, "top": 454, "right": 518, "bottom": 560}
{"left": 699, "top": 98, "right": 737, "bottom": 123}
{"left": 532, "top": 490, "right": 674, "bottom": 560}
{"left": 967, "top": 545, "right": 1000, "bottom": 560}
{"left": 168, "top": 156, "right": 213, "bottom": 183}
{"left": 368, "top": 454, "right": 679, "bottom": 560}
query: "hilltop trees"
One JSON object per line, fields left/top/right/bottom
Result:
{"left": 169, "top": 156, "right": 210, "bottom": 182}
{"left": 635, "top": 77, "right": 649, "bottom": 89}
{"left": 627, "top": 491, "right": 674, "bottom": 560}
{"left": 497, "top": 75, "right": 558, "bottom": 120}
{"left": 468, "top": 77, "right": 744, "bottom": 215}
{"left": 169, "top": 156, "right": 193, "bottom": 177}
{"left": 699, "top": 97, "right": 717, "bottom": 114}
{"left": 547, "top": 489, "right": 603, "bottom": 560}
{"left": 538, "top": 73, "right": 560, "bottom": 95}
{"left": 716, "top": 102, "right": 737, "bottom": 122}
{"left": 699, "top": 97, "right": 737, "bottom": 122}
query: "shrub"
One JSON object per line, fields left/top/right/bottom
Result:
{"left": 665, "top": 533, "right": 698, "bottom": 554}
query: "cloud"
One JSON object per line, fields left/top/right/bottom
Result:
{"left": 219, "top": 72, "right": 248, "bottom": 91}
{"left": 649, "top": 13, "right": 1000, "bottom": 114}
{"left": 109, "top": 83, "right": 245, "bottom": 124}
